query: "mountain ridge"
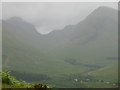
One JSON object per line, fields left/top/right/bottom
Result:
{"left": 2, "top": 6, "right": 118, "bottom": 74}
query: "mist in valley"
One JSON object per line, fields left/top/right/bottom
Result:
{"left": 1, "top": 2, "right": 118, "bottom": 88}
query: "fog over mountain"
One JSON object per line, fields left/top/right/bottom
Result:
{"left": 2, "top": 5, "right": 118, "bottom": 88}
{"left": 2, "top": 2, "right": 117, "bottom": 34}
{"left": 3, "top": 6, "right": 118, "bottom": 63}
{"left": 2, "top": 6, "right": 118, "bottom": 51}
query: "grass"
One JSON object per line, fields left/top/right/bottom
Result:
{"left": 89, "top": 65, "right": 118, "bottom": 82}
{"left": 2, "top": 24, "right": 118, "bottom": 88}
{"left": 1, "top": 71, "right": 48, "bottom": 88}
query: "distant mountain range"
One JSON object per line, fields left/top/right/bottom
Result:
{"left": 2, "top": 6, "right": 118, "bottom": 75}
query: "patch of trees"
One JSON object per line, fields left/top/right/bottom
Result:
{"left": 10, "top": 70, "right": 52, "bottom": 82}
{"left": 107, "top": 57, "right": 120, "bottom": 60}
{"left": 64, "top": 58, "right": 79, "bottom": 65}
{"left": 82, "top": 64, "right": 101, "bottom": 70}
{"left": 64, "top": 58, "right": 101, "bottom": 70}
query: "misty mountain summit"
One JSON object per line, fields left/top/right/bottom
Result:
{"left": 2, "top": 6, "right": 118, "bottom": 88}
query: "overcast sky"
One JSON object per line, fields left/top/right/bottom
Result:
{"left": 2, "top": 2, "right": 118, "bottom": 34}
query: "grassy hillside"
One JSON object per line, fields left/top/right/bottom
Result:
{"left": 1, "top": 71, "right": 48, "bottom": 88}
{"left": 2, "top": 6, "right": 118, "bottom": 88}
{"left": 89, "top": 65, "right": 118, "bottom": 82}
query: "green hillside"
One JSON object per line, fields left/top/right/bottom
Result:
{"left": 1, "top": 71, "right": 48, "bottom": 88}
{"left": 2, "top": 6, "right": 118, "bottom": 88}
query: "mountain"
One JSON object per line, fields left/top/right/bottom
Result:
{"left": 2, "top": 16, "right": 45, "bottom": 50}
{"left": 40, "top": 6, "right": 117, "bottom": 52}
{"left": 2, "top": 6, "right": 118, "bottom": 83}
{"left": 2, "top": 7, "right": 118, "bottom": 51}
{"left": 2, "top": 17, "right": 53, "bottom": 73}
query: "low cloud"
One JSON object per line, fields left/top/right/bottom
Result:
{"left": 2, "top": 2, "right": 117, "bottom": 34}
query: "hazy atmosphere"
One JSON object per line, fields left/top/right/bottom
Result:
{"left": 2, "top": 2, "right": 118, "bottom": 88}
{"left": 2, "top": 2, "right": 117, "bottom": 34}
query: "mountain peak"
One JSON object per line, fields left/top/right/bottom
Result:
{"left": 7, "top": 16, "right": 23, "bottom": 22}
{"left": 93, "top": 6, "right": 117, "bottom": 15}
{"left": 97, "top": 6, "right": 115, "bottom": 10}
{"left": 85, "top": 6, "right": 117, "bottom": 23}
